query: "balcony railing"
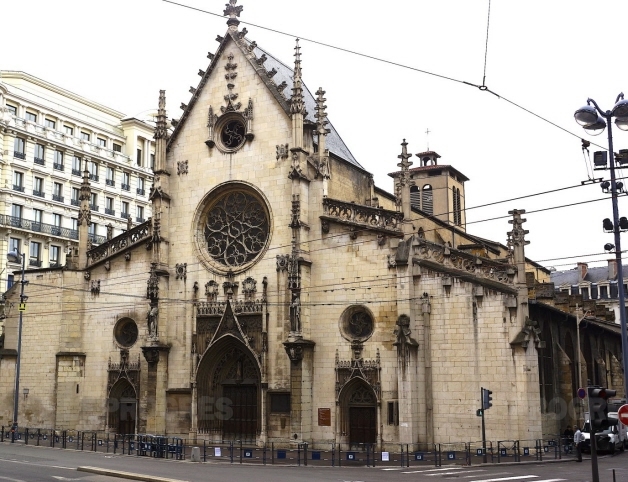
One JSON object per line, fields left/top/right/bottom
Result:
{"left": 121, "top": 212, "right": 129, "bottom": 220}
{"left": 105, "top": 208, "right": 115, "bottom": 215}
{"left": 52, "top": 194, "right": 64, "bottom": 203}
{"left": 87, "top": 219, "right": 151, "bottom": 266}
{"left": 29, "top": 259, "right": 42, "bottom": 267}
{"left": 34, "top": 157, "right": 45, "bottom": 166}
{"left": 90, "top": 204, "right": 99, "bottom": 212}
{"left": 71, "top": 199, "right": 79, "bottom": 206}
{"left": 13, "top": 185, "right": 25, "bottom": 192}
{"left": 72, "top": 169, "right": 81, "bottom": 176}
{"left": 53, "top": 163, "right": 64, "bottom": 171}
{"left": 14, "top": 151, "right": 26, "bottom": 160}
{"left": 89, "top": 174, "right": 99, "bottom": 182}
{"left": 121, "top": 183, "right": 130, "bottom": 191}
{"left": 136, "top": 217, "right": 145, "bottom": 223}
{"left": 49, "top": 261, "right": 61, "bottom": 268}
{"left": 106, "top": 179, "right": 115, "bottom": 186}
{"left": 137, "top": 188, "right": 145, "bottom": 195}
{"left": 0, "top": 215, "right": 105, "bottom": 244}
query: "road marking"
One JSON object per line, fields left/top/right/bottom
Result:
{"left": 457, "top": 473, "right": 511, "bottom": 479}
{"left": 401, "top": 467, "right": 464, "bottom": 473}
{"left": 0, "top": 476, "right": 27, "bottom": 482}
{"left": 467, "top": 477, "right": 539, "bottom": 482}
{"left": 424, "top": 469, "right": 487, "bottom": 476}
{"left": 381, "top": 468, "right": 402, "bottom": 470}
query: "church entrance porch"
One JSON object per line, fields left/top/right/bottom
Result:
{"left": 338, "top": 379, "right": 379, "bottom": 447}
{"left": 196, "top": 336, "right": 261, "bottom": 443}
{"left": 108, "top": 380, "right": 137, "bottom": 435}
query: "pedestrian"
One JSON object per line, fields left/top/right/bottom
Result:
{"left": 574, "top": 425, "right": 583, "bottom": 462}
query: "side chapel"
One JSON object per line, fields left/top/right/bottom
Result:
{"left": 0, "top": 1, "right": 552, "bottom": 447}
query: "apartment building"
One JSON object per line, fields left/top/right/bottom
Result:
{"left": 0, "top": 71, "right": 153, "bottom": 292}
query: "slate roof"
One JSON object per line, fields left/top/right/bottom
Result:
{"left": 248, "top": 41, "right": 361, "bottom": 169}
{"left": 550, "top": 264, "right": 626, "bottom": 286}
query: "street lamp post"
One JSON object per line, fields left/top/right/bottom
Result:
{"left": 7, "top": 250, "right": 26, "bottom": 443}
{"left": 575, "top": 94, "right": 628, "bottom": 400}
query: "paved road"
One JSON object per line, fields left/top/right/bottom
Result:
{"left": 0, "top": 442, "right": 627, "bottom": 482}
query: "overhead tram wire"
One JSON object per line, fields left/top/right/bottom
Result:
{"left": 160, "top": 0, "right": 607, "bottom": 150}
{"left": 26, "top": 188, "right": 618, "bottom": 298}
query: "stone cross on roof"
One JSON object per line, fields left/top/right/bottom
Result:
{"left": 397, "top": 139, "right": 413, "bottom": 172}
{"left": 224, "top": 0, "right": 243, "bottom": 27}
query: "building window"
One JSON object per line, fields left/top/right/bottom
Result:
{"left": 600, "top": 285, "right": 609, "bottom": 299}
{"left": 11, "top": 205, "right": 23, "bottom": 220}
{"left": 6, "top": 104, "right": 17, "bottom": 115}
{"left": 7, "top": 274, "right": 14, "bottom": 289}
{"left": 50, "top": 245, "right": 60, "bottom": 267}
{"left": 90, "top": 192, "right": 98, "bottom": 211}
{"left": 136, "top": 205, "right": 144, "bottom": 223}
{"left": 387, "top": 401, "right": 399, "bottom": 425}
{"left": 9, "top": 238, "right": 21, "bottom": 256}
{"left": 121, "top": 201, "right": 129, "bottom": 219}
{"left": 14, "top": 137, "right": 26, "bottom": 159}
{"left": 53, "top": 182, "right": 64, "bottom": 202}
{"left": 150, "top": 153, "right": 155, "bottom": 169}
{"left": 13, "top": 171, "right": 24, "bottom": 192}
{"left": 54, "top": 150, "right": 64, "bottom": 170}
{"left": 71, "top": 218, "right": 78, "bottom": 232}
{"left": 137, "top": 177, "right": 145, "bottom": 195}
{"left": 97, "top": 137, "right": 107, "bottom": 148}
{"left": 33, "top": 176, "right": 44, "bottom": 197}
{"left": 72, "top": 156, "right": 82, "bottom": 176}
{"left": 29, "top": 241, "right": 41, "bottom": 267}
{"left": 89, "top": 161, "right": 99, "bottom": 181}
{"left": 34, "top": 144, "right": 45, "bottom": 164}
{"left": 32, "top": 209, "right": 42, "bottom": 231}
{"left": 88, "top": 222, "right": 97, "bottom": 237}
{"left": 80, "top": 132, "right": 90, "bottom": 142}
{"left": 113, "top": 143, "right": 122, "bottom": 153}
{"left": 269, "top": 393, "right": 291, "bottom": 413}
{"left": 122, "top": 172, "right": 130, "bottom": 191}
{"left": 53, "top": 213, "right": 62, "bottom": 227}
{"left": 422, "top": 184, "right": 433, "bottom": 215}
{"left": 25, "top": 112, "right": 37, "bottom": 123}
{"left": 106, "top": 167, "right": 115, "bottom": 186}
{"left": 106, "top": 197, "right": 115, "bottom": 215}
{"left": 571, "top": 286, "right": 579, "bottom": 296}
{"left": 581, "top": 287, "right": 590, "bottom": 300}
{"left": 45, "top": 118, "right": 56, "bottom": 130}
{"left": 136, "top": 148, "right": 142, "bottom": 166}
{"left": 64, "top": 125, "right": 74, "bottom": 136}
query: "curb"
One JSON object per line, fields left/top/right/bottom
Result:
{"left": 77, "top": 466, "right": 188, "bottom": 482}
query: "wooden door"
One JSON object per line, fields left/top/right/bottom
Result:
{"left": 118, "top": 401, "right": 136, "bottom": 435}
{"left": 349, "top": 406, "right": 377, "bottom": 444}
{"left": 222, "top": 385, "right": 257, "bottom": 441}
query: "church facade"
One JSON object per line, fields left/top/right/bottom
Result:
{"left": 1, "top": 2, "right": 556, "bottom": 447}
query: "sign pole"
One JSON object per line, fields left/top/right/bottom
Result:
{"left": 481, "top": 387, "right": 487, "bottom": 463}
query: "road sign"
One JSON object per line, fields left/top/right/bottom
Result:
{"left": 19, "top": 303, "right": 26, "bottom": 312}
{"left": 618, "top": 404, "right": 628, "bottom": 425}
{"left": 577, "top": 388, "right": 587, "bottom": 399}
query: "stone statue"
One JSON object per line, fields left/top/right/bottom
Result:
{"left": 147, "top": 305, "right": 159, "bottom": 338}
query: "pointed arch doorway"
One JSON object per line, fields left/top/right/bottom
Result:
{"left": 339, "top": 379, "right": 378, "bottom": 446}
{"left": 108, "top": 380, "right": 137, "bottom": 434}
{"left": 197, "top": 336, "right": 261, "bottom": 442}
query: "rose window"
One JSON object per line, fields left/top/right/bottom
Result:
{"left": 204, "top": 191, "right": 270, "bottom": 268}
{"left": 221, "top": 119, "right": 245, "bottom": 150}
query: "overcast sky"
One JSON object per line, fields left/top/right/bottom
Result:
{"left": 4, "top": 0, "right": 628, "bottom": 272}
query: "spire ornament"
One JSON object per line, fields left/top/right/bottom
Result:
{"left": 154, "top": 90, "right": 168, "bottom": 140}
{"left": 224, "top": 0, "right": 243, "bottom": 28}
{"left": 290, "top": 39, "right": 307, "bottom": 116}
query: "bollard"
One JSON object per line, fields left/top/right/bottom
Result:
{"left": 191, "top": 446, "right": 201, "bottom": 462}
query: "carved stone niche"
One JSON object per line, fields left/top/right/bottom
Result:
{"left": 283, "top": 338, "right": 315, "bottom": 365}
{"left": 141, "top": 344, "right": 170, "bottom": 366}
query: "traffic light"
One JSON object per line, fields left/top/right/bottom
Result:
{"left": 588, "top": 386, "right": 618, "bottom": 431}
{"left": 482, "top": 388, "right": 493, "bottom": 410}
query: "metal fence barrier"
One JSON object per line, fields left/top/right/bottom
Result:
{"left": 0, "top": 427, "right": 577, "bottom": 467}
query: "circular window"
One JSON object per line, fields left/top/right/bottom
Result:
{"left": 221, "top": 119, "right": 246, "bottom": 149}
{"left": 339, "top": 306, "right": 375, "bottom": 342}
{"left": 114, "top": 318, "right": 138, "bottom": 347}
{"left": 195, "top": 183, "right": 271, "bottom": 274}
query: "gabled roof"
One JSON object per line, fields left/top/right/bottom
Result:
{"left": 551, "top": 264, "right": 624, "bottom": 286}
{"left": 388, "top": 164, "right": 470, "bottom": 182}
{"left": 167, "top": 29, "right": 362, "bottom": 169}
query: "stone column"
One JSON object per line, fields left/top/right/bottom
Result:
{"left": 141, "top": 345, "right": 170, "bottom": 434}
